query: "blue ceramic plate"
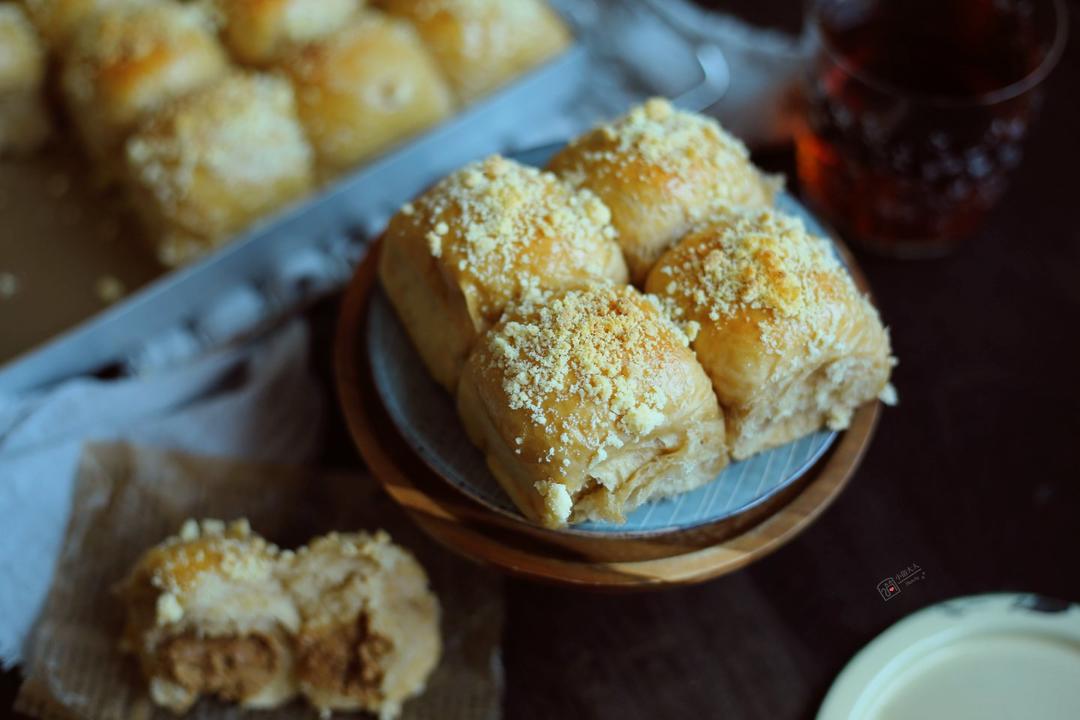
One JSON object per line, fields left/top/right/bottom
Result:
{"left": 366, "top": 165, "right": 843, "bottom": 534}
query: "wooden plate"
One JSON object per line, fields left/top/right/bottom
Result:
{"left": 335, "top": 241, "right": 881, "bottom": 586}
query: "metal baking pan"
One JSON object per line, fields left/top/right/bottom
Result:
{"left": 0, "top": 1, "right": 729, "bottom": 393}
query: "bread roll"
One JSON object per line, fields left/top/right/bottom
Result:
{"left": 0, "top": 3, "right": 50, "bottom": 155}
{"left": 124, "top": 71, "right": 314, "bottom": 266}
{"left": 646, "top": 206, "right": 896, "bottom": 459}
{"left": 116, "top": 519, "right": 300, "bottom": 714}
{"left": 214, "top": 0, "right": 362, "bottom": 66}
{"left": 281, "top": 531, "right": 441, "bottom": 718}
{"left": 60, "top": 2, "right": 229, "bottom": 178}
{"left": 457, "top": 284, "right": 727, "bottom": 528}
{"left": 21, "top": 0, "right": 150, "bottom": 49}
{"left": 283, "top": 10, "right": 452, "bottom": 177}
{"left": 376, "top": 0, "right": 570, "bottom": 103}
{"left": 548, "top": 98, "right": 779, "bottom": 282}
{"left": 378, "top": 155, "right": 628, "bottom": 392}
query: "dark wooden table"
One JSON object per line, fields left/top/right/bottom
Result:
{"left": 5, "top": 2, "right": 1078, "bottom": 717}
{"left": 491, "top": 4, "right": 1080, "bottom": 718}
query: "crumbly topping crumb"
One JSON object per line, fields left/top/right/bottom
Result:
{"left": 554, "top": 98, "right": 775, "bottom": 207}
{"left": 141, "top": 517, "right": 278, "bottom": 623}
{"left": 652, "top": 206, "right": 860, "bottom": 354}
{"left": 395, "top": 155, "right": 620, "bottom": 319}
{"left": 67, "top": 3, "right": 219, "bottom": 75}
{"left": 126, "top": 72, "right": 312, "bottom": 224}
{"left": 480, "top": 285, "right": 689, "bottom": 471}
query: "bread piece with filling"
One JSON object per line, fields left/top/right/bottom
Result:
{"left": 116, "top": 518, "right": 300, "bottom": 714}
{"left": 281, "top": 531, "right": 441, "bottom": 719}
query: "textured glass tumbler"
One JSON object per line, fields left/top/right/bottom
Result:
{"left": 796, "top": 0, "right": 1068, "bottom": 258}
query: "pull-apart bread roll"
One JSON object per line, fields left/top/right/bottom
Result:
{"left": 457, "top": 284, "right": 727, "bottom": 528}
{"left": 214, "top": 0, "right": 362, "bottom": 66}
{"left": 379, "top": 155, "right": 628, "bottom": 392}
{"left": 646, "top": 206, "right": 896, "bottom": 460}
{"left": 0, "top": 4, "right": 50, "bottom": 155}
{"left": 60, "top": 2, "right": 228, "bottom": 177}
{"left": 282, "top": 531, "right": 441, "bottom": 719}
{"left": 283, "top": 11, "right": 452, "bottom": 177}
{"left": 21, "top": 0, "right": 150, "bottom": 49}
{"left": 116, "top": 519, "right": 300, "bottom": 714}
{"left": 548, "top": 98, "right": 779, "bottom": 282}
{"left": 376, "top": 0, "right": 570, "bottom": 104}
{"left": 124, "top": 71, "right": 314, "bottom": 266}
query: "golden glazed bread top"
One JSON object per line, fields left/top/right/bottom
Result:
{"left": 125, "top": 72, "right": 313, "bottom": 233}
{"left": 375, "top": 0, "right": 570, "bottom": 102}
{"left": 646, "top": 206, "right": 888, "bottom": 388}
{"left": 466, "top": 284, "right": 710, "bottom": 477}
{"left": 215, "top": 0, "right": 364, "bottom": 65}
{"left": 283, "top": 10, "right": 453, "bottom": 171}
{"left": 0, "top": 4, "right": 45, "bottom": 90}
{"left": 63, "top": 2, "right": 226, "bottom": 95}
{"left": 548, "top": 98, "right": 778, "bottom": 280}
{"left": 387, "top": 155, "right": 628, "bottom": 324}
{"left": 121, "top": 518, "right": 283, "bottom": 627}
{"left": 21, "top": 0, "right": 150, "bottom": 48}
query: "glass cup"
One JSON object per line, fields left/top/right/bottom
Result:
{"left": 796, "top": 0, "right": 1068, "bottom": 258}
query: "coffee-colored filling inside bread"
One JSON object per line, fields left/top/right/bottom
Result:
{"left": 297, "top": 612, "right": 392, "bottom": 698}
{"left": 160, "top": 632, "right": 276, "bottom": 700}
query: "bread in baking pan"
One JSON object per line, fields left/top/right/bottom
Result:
{"left": 123, "top": 71, "right": 314, "bottom": 266}
{"left": 281, "top": 531, "right": 441, "bottom": 719}
{"left": 282, "top": 10, "right": 452, "bottom": 178}
{"left": 116, "top": 518, "right": 300, "bottom": 714}
{"left": 457, "top": 284, "right": 727, "bottom": 528}
{"left": 214, "top": 0, "right": 363, "bottom": 66}
{"left": 548, "top": 97, "right": 780, "bottom": 283}
{"left": 21, "top": 0, "right": 150, "bottom": 49}
{"left": 378, "top": 154, "right": 628, "bottom": 392}
{"left": 646, "top": 205, "right": 896, "bottom": 460}
{"left": 0, "top": 4, "right": 50, "bottom": 155}
{"left": 60, "top": 1, "right": 229, "bottom": 179}
{"left": 375, "top": 0, "right": 570, "bottom": 104}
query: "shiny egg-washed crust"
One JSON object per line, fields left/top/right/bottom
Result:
{"left": 21, "top": 0, "right": 150, "bottom": 49}
{"left": 378, "top": 154, "right": 628, "bottom": 392}
{"left": 124, "top": 71, "right": 314, "bottom": 266}
{"left": 60, "top": 2, "right": 228, "bottom": 179}
{"left": 548, "top": 97, "right": 780, "bottom": 282}
{"left": 646, "top": 206, "right": 896, "bottom": 460}
{"left": 0, "top": 4, "right": 50, "bottom": 155}
{"left": 457, "top": 284, "right": 727, "bottom": 528}
{"left": 116, "top": 518, "right": 300, "bottom": 714}
{"left": 375, "top": 0, "right": 570, "bottom": 104}
{"left": 214, "top": 0, "right": 363, "bottom": 66}
{"left": 282, "top": 10, "right": 452, "bottom": 178}
{"left": 281, "top": 531, "right": 441, "bottom": 719}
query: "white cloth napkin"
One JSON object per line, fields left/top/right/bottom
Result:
{"left": 0, "top": 320, "right": 322, "bottom": 665}
{"left": 0, "top": 0, "right": 803, "bottom": 667}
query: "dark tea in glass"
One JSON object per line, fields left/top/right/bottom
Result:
{"left": 797, "top": 0, "right": 1067, "bottom": 257}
